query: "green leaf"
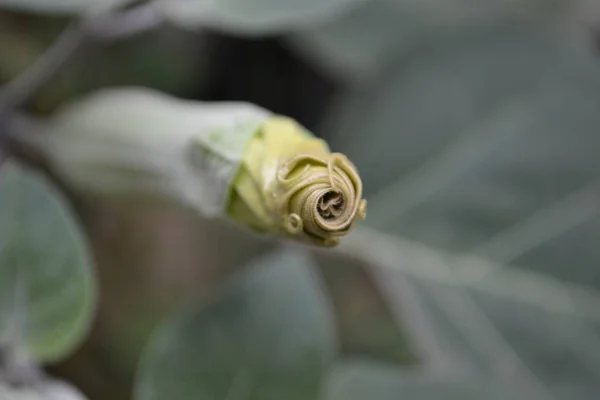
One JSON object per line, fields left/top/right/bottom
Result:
{"left": 338, "top": 228, "right": 600, "bottom": 396}
{"left": 312, "top": 251, "right": 422, "bottom": 365}
{"left": 286, "top": 0, "right": 564, "bottom": 83}
{"left": 401, "top": 276, "right": 600, "bottom": 396}
{"left": 0, "top": 378, "right": 88, "bottom": 400}
{"left": 134, "top": 247, "right": 335, "bottom": 400}
{"left": 383, "top": 0, "right": 551, "bottom": 23}
{"left": 0, "top": 161, "right": 95, "bottom": 363}
{"left": 0, "top": 0, "right": 128, "bottom": 14}
{"left": 323, "top": 26, "right": 600, "bottom": 283}
{"left": 473, "top": 288, "right": 600, "bottom": 395}
{"left": 286, "top": 0, "right": 422, "bottom": 83}
{"left": 326, "top": 361, "right": 525, "bottom": 400}
{"left": 319, "top": 26, "right": 600, "bottom": 395}
{"left": 161, "top": 0, "right": 367, "bottom": 36}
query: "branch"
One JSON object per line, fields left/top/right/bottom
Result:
{"left": 88, "top": 2, "right": 164, "bottom": 41}
{"left": 0, "top": 24, "right": 84, "bottom": 113}
{"left": 0, "top": 2, "right": 164, "bottom": 119}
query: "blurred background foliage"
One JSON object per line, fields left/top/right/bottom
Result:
{"left": 2, "top": 0, "right": 600, "bottom": 399}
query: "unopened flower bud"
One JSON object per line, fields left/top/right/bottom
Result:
{"left": 27, "top": 88, "right": 366, "bottom": 247}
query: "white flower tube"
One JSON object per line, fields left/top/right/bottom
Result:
{"left": 33, "top": 87, "right": 271, "bottom": 217}
{"left": 21, "top": 87, "right": 366, "bottom": 247}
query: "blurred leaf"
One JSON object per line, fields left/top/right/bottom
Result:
{"left": 472, "top": 288, "right": 600, "bottom": 395}
{"left": 313, "top": 251, "right": 420, "bottom": 365}
{"left": 323, "top": 26, "right": 600, "bottom": 286}
{"left": 134, "top": 247, "right": 335, "bottom": 400}
{"left": 383, "top": 0, "right": 552, "bottom": 24}
{"left": 161, "top": 0, "right": 368, "bottom": 36}
{"left": 0, "top": 161, "right": 96, "bottom": 363}
{"left": 45, "top": 209, "right": 273, "bottom": 400}
{"left": 403, "top": 277, "right": 596, "bottom": 398}
{"left": 0, "top": 378, "right": 88, "bottom": 400}
{"left": 0, "top": 0, "right": 128, "bottom": 14}
{"left": 286, "top": 0, "right": 565, "bottom": 83}
{"left": 505, "top": 203, "right": 600, "bottom": 287}
{"left": 286, "top": 0, "right": 422, "bottom": 83}
{"left": 339, "top": 228, "right": 600, "bottom": 325}
{"left": 326, "top": 361, "right": 524, "bottom": 400}
{"left": 335, "top": 228, "right": 600, "bottom": 398}
{"left": 335, "top": 222, "right": 600, "bottom": 400}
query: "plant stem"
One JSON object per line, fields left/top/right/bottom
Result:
{"left": 0, "top": 2, "right": 164, "bottom": 129}
{"left": 0, "top": 24, "right": 85, "bottom": 113}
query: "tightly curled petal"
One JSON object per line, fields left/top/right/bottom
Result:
{"left": 277, "top": 153, "right": 367, "bottom": 247}
{"left": 227, "top": 116, "right": 367, "bottom": 247}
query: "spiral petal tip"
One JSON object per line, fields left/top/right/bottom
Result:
{"left": 275, "top": 152, "right": 365, "bottom": 247}
{"left": 227, "top": 115, "right": 366, "bottom": 248}
{"left": 359, "top": 199, "right": 368, "bottom": 220}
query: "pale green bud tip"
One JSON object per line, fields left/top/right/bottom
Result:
{"left": 227, "top": 116, "right": 367, "bottom": 247}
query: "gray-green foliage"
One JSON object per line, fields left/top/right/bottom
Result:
{"left": 326, "top": 26, "right": 600, "bottom": 211}
{"left": 327, "top": 361, "right": 524, "bottom": 400}
{"left": 0, "top": 0, "right": 128, "bottom": 14}
{"left": 286, "top": 0, "right": 423, "bottom": 83}
{"left": 324, "top": 24, "right": 600, "bottom": 286}
{"left": 2, "top": 0, "right": 600, "bottom": 399}
{"left": 0, "top": 378, "right": 88, "bottom": 400}
{"left": 134, "top": 248, "right": 335, "bottom": 400}
{"left": 286, "top": 0, "right": 568, "bottom": 83}
{"left": 317, "top": 13, "right": 600, "bottom": 400}
{"left": 0, "top": 0, "right": 367, "bottom": 35}
{"left": 0, "top": 161, "right": 95, "bottom": 363}
{"left": 161, "top": 0, "right": 368, "bottom": 35}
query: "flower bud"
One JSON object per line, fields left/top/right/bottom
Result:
{"left": 228, "top": 117, "right": 367, "bottom": 247}
{"left": 32, "top": 87, "right": 270, "bottom": 217}
{"left": 27, "top": 88, "right": 366, "bottom": 247}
